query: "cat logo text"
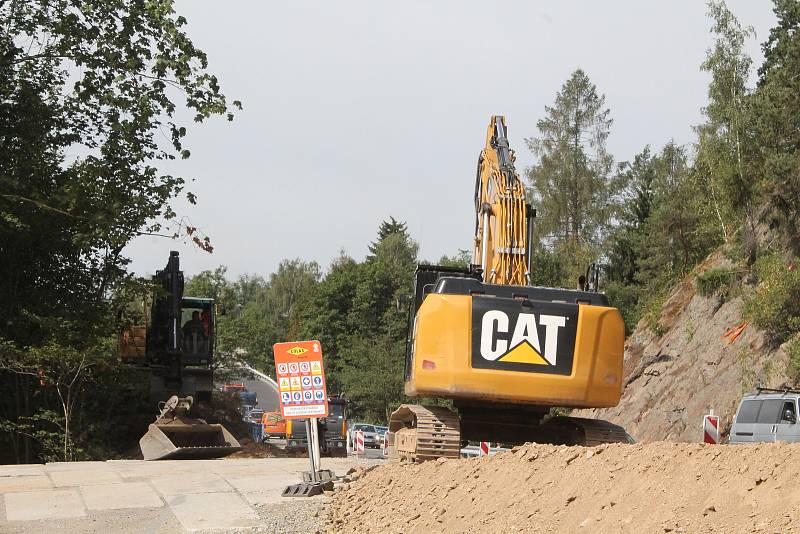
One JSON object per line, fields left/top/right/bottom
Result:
{"left": 470, "top": 296, "right": 577, "bottom": 376}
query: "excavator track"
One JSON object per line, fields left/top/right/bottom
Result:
{"left": 544, "top": 416, "right": 630, "bottom": 446}
{"left": 389, "top": 404, "right": 461, "bottom": 462}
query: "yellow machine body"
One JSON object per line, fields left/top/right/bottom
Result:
{"left": 405, "top": 293, "right": 623, "bottom": 408}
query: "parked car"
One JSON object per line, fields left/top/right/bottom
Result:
{"left": 348, "top": 423, "right": 380, "bottom": 449}
{"left": 730, "top": 388, "right": 799, "bottom": 444}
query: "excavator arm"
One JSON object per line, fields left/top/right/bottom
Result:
{"left": 473, "top": 116, "right": 535, "bottom": 286}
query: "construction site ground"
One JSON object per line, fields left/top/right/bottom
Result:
{"left": 327, "top": 441, "right": 800, "bottom": 533}
{"left": 0, "top": 455, "right": 382, "bottom": 533}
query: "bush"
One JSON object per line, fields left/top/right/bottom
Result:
{"left": 695, "top": 267, "right": 740, "bottom": 298}
{"left": 604, "top": 282, "right": 642, "bottom": 334}
{"left": 744, "top": 253, "right": 800, "bottom": 345}
{"left": 786, "top": 336, "right": 800, "bottom": 385}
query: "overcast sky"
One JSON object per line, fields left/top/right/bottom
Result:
{"left": 125, "top": 1, "right": 777, "bottom": 279}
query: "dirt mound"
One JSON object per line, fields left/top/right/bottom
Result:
{"left": 325, "top": 442, "right": 800, "bottom": 533}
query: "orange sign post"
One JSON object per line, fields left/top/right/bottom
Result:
{"left": 274, "top": 340, "right": 329, "bottom": 419}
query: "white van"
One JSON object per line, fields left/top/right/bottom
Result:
{"left": 730, "top": 388, "right": 799, "bottom": 444}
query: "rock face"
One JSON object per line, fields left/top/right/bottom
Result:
{"left": 578, "top": 251, "right": 789, "bottom": 442}
{"left": 326, "top": 442, "right": 800, "bottom": 533}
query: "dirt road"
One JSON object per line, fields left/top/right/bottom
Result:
{"left": 326, "top": 442, "right": 800, "bottom": 533}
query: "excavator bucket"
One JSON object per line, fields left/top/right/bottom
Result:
{"left": 140, "top": 421, "right": 241, "bottom": 461}
{"left": 140, "top": 395, "right": 242, "bottom": 461}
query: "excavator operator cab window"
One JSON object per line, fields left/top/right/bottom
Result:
{"left": 181, "top": 305, "right": 211, "bottom": 356}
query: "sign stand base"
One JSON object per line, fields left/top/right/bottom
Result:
{"left": 282, "top": 418, "right": 337, "bottom": 498}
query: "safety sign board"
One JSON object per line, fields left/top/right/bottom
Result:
{"left": 274, "top": 340, "right": 329, "bottom": 419}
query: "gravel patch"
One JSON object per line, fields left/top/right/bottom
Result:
{"left": 253, "top": 497, "right": 326, "bottom": 533}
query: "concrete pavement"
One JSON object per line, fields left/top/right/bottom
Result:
{"left": 0, "top": 456, "right": 383, "bottom": 533}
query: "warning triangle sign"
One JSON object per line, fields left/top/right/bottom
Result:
{"left": 499, "top": 340, "right": 550, "bottom": 365}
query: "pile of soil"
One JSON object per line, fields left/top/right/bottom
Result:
{"left": 326, "top": 442, "right": 800, "bottom": 533}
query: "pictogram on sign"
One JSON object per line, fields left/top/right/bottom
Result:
{"left": 274, "top": 340, "right": 329, "bottom": 419}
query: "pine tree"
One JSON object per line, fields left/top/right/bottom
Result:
{"left": 367, "top": 217, "right": 409, "bottom": 256}
{"left": 526, "top": 69, "right": 615, "bottom": 248}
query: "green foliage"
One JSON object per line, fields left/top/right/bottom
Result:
{"left": 183, "top": 260, "right": 321, "bottom": 375}
{"left": 0, "top": 0, "right": 236, "bottom": 463}
{"left": 603, "top": 282, "right": 642, "bottom": 333}
{"left": 744, "top": 252, "right": 800, "bottom": 345}
{"left": 786, "top": 335, "right": 800, "bottom": 384}
{"left": 526, "top": 69, "right": 615, "bottom": 249}
{"left": 695, "top": 267, "right": 740, "bottom": 298}
{"left": 438, "top": 249, "right": 472, "bottom": 268}
{"left": 293, "top": 219, "right": 418, "bottom": 421}
{"left": 747, "top": 0, "right": 800, "bottom": 247}
{"left": 694, "top": 0, "right": 756, "bottom": 243}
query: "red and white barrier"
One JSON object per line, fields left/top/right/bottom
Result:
{"left": 355, "top": 430, "right": 365, "bottom": 455}
{"left": 703, "top": 413, "right": 719, "bottom": 444}
{"left": 382, "top": 433, "right": 389, "bottom": 457}
{"left": 479, "top": 441, "right": 490, "bottom": 456}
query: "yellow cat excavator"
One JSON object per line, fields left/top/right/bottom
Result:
{"left": 389, "top": 116, "right": 628, "bottom": 462}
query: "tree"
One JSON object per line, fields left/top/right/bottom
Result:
{"left": 526, "top": 69, "right": 615, "bottom": 248}
{"left": 749, "top": 0, "right": 800, "bottom": 248}
{"left": 606, "top": 147, "right": 657, "bottom": 286}
{"left": 438, "top": 249, "right": 472, "bottom": 268}
{"left": 368, "top": 217, "right": 409, "bottom": 256}
{"left": 0, "top": 0, "right": 237, "bottom": 462}
{"left": 695, "top": 0, "right": 756, "bottom": 244}
{"left": 293, "top": 220, "right": 418, "bottom": 421}
{"left": 641, "top": 143, "right": 720, "bottom": 285}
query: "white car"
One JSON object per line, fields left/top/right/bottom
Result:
{"left": 348, "top": 423, "right": 380, "bottom": 449}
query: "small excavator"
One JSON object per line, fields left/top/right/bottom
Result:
{"left": 120, "top": 251, "right": 241, "bottom": 460}
{"left": 388, "top": 117, "right": 628, "bottom": 462}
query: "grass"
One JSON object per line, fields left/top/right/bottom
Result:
{"left": 695, "top": 267, "right": 742, "bottom": 300}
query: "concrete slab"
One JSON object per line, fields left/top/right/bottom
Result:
{"left": 166, "top": 492, "right": 258, "bottom": 531}
{"left": 151, "top": 471, "right": 232, "bottom": 496}
{"left": 4, "top": 489, "right": 86, "bottom": 521}
{"left": 79, "top": 482, "right": 164, "bottom": 510}
{"left": 242, "top": 491, "right": 283, "bottom": 505}
{"left": 49, "top": 468, "right": 122, "bottom": 487}
{"left": 45, "top": 461, "right": 117, "bottom": 472}
{"left": 224, "top": 474, "right": 289, "bottom": 493}
{"left": 0, "top": 465, "right": 46, "bottom": 477}
{"left": 0, "top": 475, "right": 53, "bottom": 493}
